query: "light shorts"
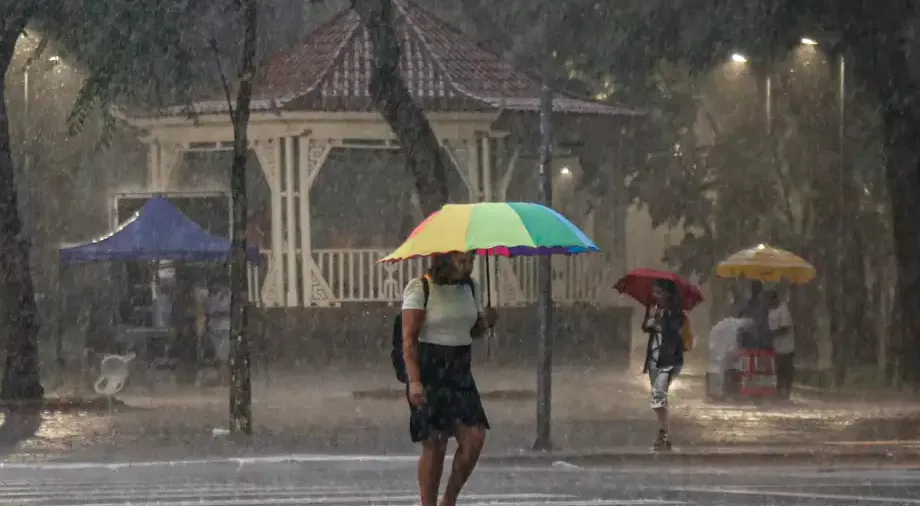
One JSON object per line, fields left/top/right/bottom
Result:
{"left": 647, "top": 363, "right": 681, "bottom": 409}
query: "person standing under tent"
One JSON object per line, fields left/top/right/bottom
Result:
{"left": 767, "top": 289, "right": 795, "bottom": 398}
{"left": 205, "top": 281, "right": 231, "bottom": 382}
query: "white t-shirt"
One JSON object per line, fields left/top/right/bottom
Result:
{"left": 768, "top": 303, "right": 795, "bottom": 354}
{"left": 401, "top": 278, "right": 482, "bottom": 347}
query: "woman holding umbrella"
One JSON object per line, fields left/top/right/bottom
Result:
{"left": 616, "top": 269, "right": 701, "bottom": 451}
{"left": 641, "top": 279, "right": 686, "bottom": 451}
{"left": 401, "top": 252, "right": 496, "bottom": 506}
{"left": 383, "top": 202, "right": 599, "bottom": 506}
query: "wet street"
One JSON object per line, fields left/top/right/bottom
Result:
{"left": 15, "top": 366, "right": 920, "bottom": 463}
{"left": 2, "top": 457, "right": 920, "bottom": 505}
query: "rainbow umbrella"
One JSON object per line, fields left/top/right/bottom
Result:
{"left": 380, "top": 202, "right": 598, "bottom": 262}
{"left": 380, "top": 202, "right": 598, "bottom": 351}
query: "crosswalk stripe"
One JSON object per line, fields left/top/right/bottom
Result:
{"left": 0, "top": 487, "right": 405, "bottom": 500}
{"left": 0, "top": 485, "right": 687, "bottom": 506}
{"left": 0, "top": 489, "right": 575, "bottom": 506}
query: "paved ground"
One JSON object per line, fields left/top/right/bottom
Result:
{"left": 3, "top": 456, "right": 920, "bottom": 505}
{"left": 5, "top": 365, "right": 920, "bottom": 463}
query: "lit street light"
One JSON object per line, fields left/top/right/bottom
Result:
{"left": 731, "top": 53, "right": 749, "bottom": 63}
{"left": 560, "top": 166, "right": 571, "bottom": 176}
{"left": 800, "top": 37, "right": 818, "bottom": 46}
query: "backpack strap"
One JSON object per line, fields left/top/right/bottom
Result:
{"left": 421, "top": 276, "right": 430, "bottom": 308}
{"left": 464, "top": 278, "right": 476, "bottom": 300}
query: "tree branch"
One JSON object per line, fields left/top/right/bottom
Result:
{"left": 208, "top": 35, "right": 235, "bottom": 122}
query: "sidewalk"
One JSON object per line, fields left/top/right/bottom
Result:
{"left": 15, "top": 365, "right": 920, "bottom": 464}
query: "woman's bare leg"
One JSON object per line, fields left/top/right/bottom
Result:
{"left": 419, "top": 434, "right": 448, "bottom": 506}
{"left": 654, "top": 406, "right": 668, "bottom": 432}
{"left": 439, "top": 425, "right": 486, "bottom": 506}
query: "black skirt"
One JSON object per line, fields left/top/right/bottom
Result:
{"left": 408, "top": 342, "right": 490, "bottom": 443}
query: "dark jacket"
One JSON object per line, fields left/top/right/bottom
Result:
{"left": 643, "top": 306, "right": 685, "bottom": 372}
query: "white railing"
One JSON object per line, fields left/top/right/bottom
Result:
{"left": 252, "top": 248, "right": 610, "bottom": 307}
{"left": 314, "top": 249, "right": 428, "bottom": 303}
{"left": 505, "top": 255, "right": 605, "bottom": 305}
{"left": 313, "top": 248, "right": 606, "bottom": 306}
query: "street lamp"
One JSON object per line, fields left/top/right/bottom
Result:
{"left": 560, "top": 166, "right": 571, "bottom": 176}
{"left": 800, "top": 37, "right": 818, "bottom": 46}
{"left": 731, "top": 53, "right": 749, "bottom": 63}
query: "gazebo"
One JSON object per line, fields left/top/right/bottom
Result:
{"left": 119, "top": 0, "right": 641, "bottom": 312}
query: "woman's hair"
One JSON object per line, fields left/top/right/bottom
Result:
{"left": 654, "top": 279, "right": 682, "bottom": 313}
{"left": 426, "top": 253, "right": 472, "bottom": 285}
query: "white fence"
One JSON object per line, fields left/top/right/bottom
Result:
{"left": 256, "top": 248, "right": 612, "bottom": 307}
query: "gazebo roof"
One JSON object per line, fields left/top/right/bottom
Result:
{"left": 163, "top": 0, "right": 638, "bottom": 118}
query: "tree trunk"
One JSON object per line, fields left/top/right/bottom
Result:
{"left": 0, "top": 24, "right": 42, "bottom": 401}
{"left": 228, "top": 0, "right": 258, "bottom": 435}
{"left": 857, "top": 39, "right": 920, "bottom": 386}
{"left": 351, "top": 0, "right": 451, "bottom": 214}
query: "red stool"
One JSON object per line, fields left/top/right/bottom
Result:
{"left": 738, "top": 348, "right": 777, "bottom": 397}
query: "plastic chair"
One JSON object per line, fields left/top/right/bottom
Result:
{"left": 94, "top": 352, "right": 136, "bottom": 400}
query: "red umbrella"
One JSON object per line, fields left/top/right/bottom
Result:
{"left": 614, "top": 268, "right": 704, "bottom": 310}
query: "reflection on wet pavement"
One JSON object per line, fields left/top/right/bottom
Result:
{"left": 2, "top": 367, "right": 918, "bottom": 462}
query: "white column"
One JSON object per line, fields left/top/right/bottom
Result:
{"left": 146, "top": 141, "right": 183, "bottom": 191}
{"left": 146, "top": 141, "right": 160, "bottom": 189}
{"left": 159, "top": 143, "right": 183, "bottom": 190}
{"left": 467, "top": 136, "right": 481, "bottom": 202}
{"left": 302, "top": 138, "right": 335, "bottom": 307}
{"left": 284, "top": 136, "right": 299, "bottom": 306}
{"left": 481, "top": 134, "right": 493, "bottom": 202}
{"left": 480, "top": 134, "right": 497, "bottom": 306}
{"left": 252, "top": 139, "right": 284, "bottom": 307}
{"left": 298, "top": 136, "right": 312, "bottom": 306}
{"left": 268, "top": 140, "right": 285, "bottom": 307}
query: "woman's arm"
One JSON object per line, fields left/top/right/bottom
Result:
{"left": 470, "top": 315, "right": 488, "bottom": 339}
{"left": 640, "top": 305, "right": 654, "bottom": 333}
{"left": 400, "top": 278, "right": 427, "bottom": 384}
{"left": 402, "top": 309, "right": 425, "bottom": 383}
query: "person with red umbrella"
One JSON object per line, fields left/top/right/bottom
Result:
{"left": 616, "top": 269, "right": 702, "bottom": 451}
{"left": 640, "top": 279, "right": 687, "bottom": 451}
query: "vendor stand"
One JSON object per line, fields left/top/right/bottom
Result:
{"left": 710, "top": 244, "right": 816, "bottom": 399}
{"left": 57, "top": 196, "right": 261, "bottom": 387}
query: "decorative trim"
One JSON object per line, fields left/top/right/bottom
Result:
{"left": 307, "top": 258, "right": 336, "bottom": 307}
{"left": 441, "top": 139, "right": 472, "bottom": 193}
{"left": 304, "top": 140, "right": 333, "bottom": 189}
{"left": 252, "top": 139, "right": 280, "bottom": 193}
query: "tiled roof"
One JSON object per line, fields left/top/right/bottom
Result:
{"left": 170, "top": 0, "right": 640, "bottom": 117}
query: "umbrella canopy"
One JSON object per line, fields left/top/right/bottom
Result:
{"left": 379, "top": 202, "right": 598, "bottom": 262}
{"left": 615, "top": 268, "right": 704, "bottom": 310}
{"left": 715, "top": 244, "right": 816, "bottom": 284}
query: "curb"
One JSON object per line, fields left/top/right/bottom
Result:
{"left": 479, "top": 445, "right": 920, "bottom": 466}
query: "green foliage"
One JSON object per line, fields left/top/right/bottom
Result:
{"left": 32, "top": 1, "right": 213, "bottom": 132}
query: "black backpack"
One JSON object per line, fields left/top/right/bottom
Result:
{"left": 391, "top": 276, "right": 475, "bottom": 383}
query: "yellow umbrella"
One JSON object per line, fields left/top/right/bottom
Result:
{"left": 715, "top": 244, "right": 816, "bottom": 284}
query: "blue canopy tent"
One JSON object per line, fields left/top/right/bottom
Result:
{"left": 56, "top": 197, "right": 264, "bottom": 384}
{"left": 59, "top": 196, "right": 260, "bottom": 264}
